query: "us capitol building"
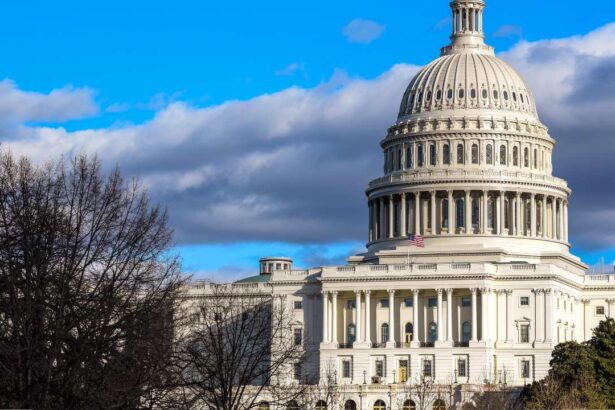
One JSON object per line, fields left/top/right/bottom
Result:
{"left": 187, "top": 0, "right": 615, "bottom": 407}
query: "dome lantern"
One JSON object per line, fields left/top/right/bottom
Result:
{"left": 442, "top": 0, "right": 492, "bottom": 56}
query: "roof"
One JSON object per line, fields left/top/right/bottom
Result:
{"left": 235, "top": 274, "right": 271, "bottom": 284}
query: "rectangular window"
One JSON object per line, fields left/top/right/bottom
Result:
{"left": 596, "top": 306, "right": 605, "bottom": 315}
{"left": 422, "top": 359, "right": 433, "bottom": 378}
{"left": 521, "top": 360, "right": 531, "bottom": 378}
{"left": 375, "top": 360, "right": 384, "bottom": 377}
{"left": 293, "top": 328, "right": 303, "bottom": 346}
{"left": 457, "top": 359, "right": 467, "bottom": 377}
{"left": 294, "top": 363, "right": 302, "bottom": 381}
{"left": 293, "top": 301, "right": 303, "bottom": 310}
{"left": 347, "top": 300, "right": 356, "bottom": 309}
{"left": 404, "top": 298, "right": 413, "bottom": 308}
{"left": 520, "top": 296, "right": 530, "bottom": 306}
{"left": 380, "top": 299, "right": 389, "bottom": 308}
{"left": 342, "top": 360, "right": 352, "bottom": 378}
{"left": 520, "top": 324, "right": 530, "bottom": 343}
{"left": 428, "top": 297, "right": 437, "bottom": 308}
{"left": 462, "top": 297, "right": 471, "bottom": 307}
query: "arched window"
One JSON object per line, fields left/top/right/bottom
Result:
{"left": 406, "top": 146, "right": 413, "bottom": 169}
{"left": 456, "top": 198, "right": 464, "bottom": 229}
{"left": 428, "top": 322, "right": 437, "bottom": 343}
{"left": 258, "top": 402, "right": 270, "bottom": 410}
{"left": 470, "top": 89, "right": 477, "bottom": 99}
{"left": 316, "top": 400, "right": 327, "bottom": 410}
{"left": 381, "top": 323, "right": 390, "bottom": 343}
{"left": 503, "top": 90, "right": 509, "bottom": 101}
{"left": 534, "top": 148, "right": 538, "bottom": 168}
{"left": 443, "top": 144, "right": 451, "bottom": 165}
{"left": 430, "top": 144, "right": 436, "bottom": 166}
{"left": 500, "top": 145, "right": 507, "bottom": 165}
{"left": 513, "top": 146, "right": 519, "bottom": 166}
{"left": 488, "top": 198, "right": 495, "bottom": 229}
{"left": 397, "top": 148, "right": 402, "bottom": 170}
{"left": 287, "top": 400, "right": 300, "bottom": 410}
{"left": 433, "top": 399, "right": 446, "bottom": 410}
{"left": 462, "top": 322, "right": 471, "bottom": 342}
{"left": 504, "top": 199, "right": 510, "bottom": 230}
{"left": 471, "top": 144, "right": 479, "bottom": 164}
{"left": 374, "top": 400, "right": 387, "bottom": 410}
{"left": 441, "top": 199, "right": 449, "bottom": 230}
{"left": 403, "top": 400, "right": 417, "bottom": 410}
{"left": 344, "top": 400, "right": 357, "bottom": 410}
{"left": 347, "top": 324, "right": 356, "bottom": 343}
{"left": 457, "top": 144, "right": 464, "bottom": 164}
{"left": 405, "top": 322, "right": 414, "bottom": 343}
{"left": 418, "top": 145, "right": 425, "bottom": 167}
{"left": 472, "top": 198, "right": 480, "bottom": 228}
{"left": 524, "top": 147, "right": 529, "bottom": 167}
{"left": 486, "top": 144, "right": 493, "bottom": 164}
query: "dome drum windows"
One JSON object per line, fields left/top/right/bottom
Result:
{"left": 430, "top": 144, "right": 437, "bottom": 166}
{"left": 500, "top": 145, "right": 507, "bottom": 165}
{"left": 457, "top": 144, "right": 465, "bottom": 164}
{"left": 513, "top": 146, "right": 519, "bottom": 166}
{"left": 443, "top": 144, "right": 451, "bottom": 165}
{"left": 471, "top": 144, "right": 479, "bottom": 164}
{"left": 486, "top": 144, "right": 493, "bottom": 165}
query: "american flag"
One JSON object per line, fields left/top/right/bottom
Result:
{"left": 408, "top": 234, "right": 425, "bottom": 248}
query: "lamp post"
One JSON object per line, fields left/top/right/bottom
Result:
{"left": 363, "top": 370, "right": 367, "bottom": 385}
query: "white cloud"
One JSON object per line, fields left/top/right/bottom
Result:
{"left": 275, "top": 62, "right": 306, "bottom": 77}
{"left": 342, "top": 19, "right": 386, "bottom": 44}
{"left": 492, "top": 24, "right": 523, "bottom": 39}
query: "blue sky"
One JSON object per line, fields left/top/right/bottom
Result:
{"left": 1, "top": 0, "right": 615, "bottom": 279}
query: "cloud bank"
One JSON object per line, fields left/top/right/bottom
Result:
{"left": 3, "top": 23, "right": 615, "bottom": 252}
{"left": 342, "top": 19, "right": 386, "bottom": 44}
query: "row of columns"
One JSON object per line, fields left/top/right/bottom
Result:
{"left": 453, "top": 5, "right": 483, "bottom": 34}
{"left": 322, "top": 288, "right": 498, "bottom": 346}
{"left": 368, "top": 190, "right": 568, "bottom": 243}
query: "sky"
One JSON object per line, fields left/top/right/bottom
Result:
{"left": 1, "top": 0, "right": 615, "bottom": 280}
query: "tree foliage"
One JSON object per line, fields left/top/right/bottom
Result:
{"left": 0, "top": 153, "right": 185, "bottom": 409}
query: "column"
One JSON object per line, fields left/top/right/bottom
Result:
{"left": 414, "top": 192, "right": 421, "bottom": 236}
{"left": 558, "top": 199, "right": 564, "bottom": 241}
{"left": 481, "top": 288, "right": 491, "bottom": 343}
{"left": 499, "top": 191, "right": 505, "bottom": 235}
{"left": 422, "top": 195, "right": 429, "bottom": 236}
{"left": 564, "top": 201, "right": 569, "bottom": 242}
{"left": 412, "top": 290, "right": 420, "bottom": 346}
{"left": 506, "top": 290, "right": 514, "bottom": 344}
{"left": 471, "top": 288, "right": 478, "bottom": 342}
{"left": 545, "top": 290, "right": 553, "bottom": 343}
{"left": 530, "top": 194, "right": 537, "bottom": 237}
{"left": 355, "top": 291, "right": 362, "bottom": 346}
{"left": 331, "top": 291, "right": 338, "bottom": 345}
{"left": 365, "top": 291, "right": 372, "bottom": 345}
{"left": 482, "top": 191, "right": 488, "bottom": 234}
{"left": 437, "top": 289, "right": 444, "bottom": 343}
{"left": 388, "top": 195, "right": 394, "bottom": 239}
{"left": 430, "top": 191, "right": 437, "bottom": 235}
{"left": 448, "top": 190, "right": 454, "bottom": 234}
{"left": 516, "top": 192, "right": 522, "bottom": 236}
{"left": 446, "top": 289, "right": 454, "bottom": 343}
{"left": 465, "top": 191, "right": 472, "bottom": 234}
{"left": 535, "top": 289, "right": 544, "bottom": 343}
{"left": 322, "top": 291, "right": 329, "bottom": 343}
{"left": 400, "top": 193, "right": 407, "bottom": 237}
{"left": 380, "top": 197, "right": 385, "bottom": 240}
{"left": 388, "top": 290, "right": 396, "bottom": 346}
{"left": 551, "top": 197, "right": 557, "bottom": 240}
{"left": 581, "top": 299, "right": 589, "bottom": 340}
{"left": 542, "top": 196, "right": 548, "bottom": 238}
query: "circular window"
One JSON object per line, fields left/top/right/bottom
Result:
{"left": 470, "top": 89, "right": 476, "bottom": 99}
{"left": 482, "top": 89, "right": 488, "bottom": 99}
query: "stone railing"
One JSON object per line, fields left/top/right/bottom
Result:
{"left": 584, "top": 274, "right": 615, "bottom": 284}
{"left": 368, "top": 168, "right": 568, "bottom": 190}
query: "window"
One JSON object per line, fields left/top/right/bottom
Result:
{"left": 293, "top": 301, "right": 303, "bottom": 310}
{"left": 457, "top": 144, "right": 464, "bottom": 164}
{"left": 513, "top": 92, "right": 517, "bottom": 102}
{"left": 524, "top": 148, "right": 530, "bottom": 167}
{"left": 380, "top": 299, "right": 389, "bottom": 308}
{"left": 428, "top": 297, "right": 437, "bottom": 308}
{"left": 403, "top": 400, "right": 417, "bottom": 410}
{"left": 342, "top": 360, "right": 352, "bottom": 378}
{"left": 287, "top": 400, "right": 300, "bottom": 410}
{"left": 486, "top": 144, "right": 493, "bottom": 164}
{"left": 521, "top": 360, "right": 531, "bottom": 378}
{"left": 462, "top": 297, "right": 471, "bottom": 307}
{"left": 347, "top": 300, "right": 356, "bottom": 309}
{"left": 462, "top": 322, "right": 472, "bottom": 343}
{"left": 456, "top": 198, "right": 464, "bottom": 228}
{"left": 427, "top": 91, "right": 432, "bottom": 101}
{"left": 293, "top": 363, "right": 302, "bottom": 381}
{"left": 458, "top": 88, "right": 465, "bottom": 99}
{"left": 374, "top": 400, "right": 387, "bottom": 410}
{"left": 493, "top": 89, "right": 499, "bottom": 99}
{"left": 596, "top": 306, "right": 605, "bottom": 315}
{"left": 471, "top": 144, "right": 479, "bottom": 164}
{"left": 423, "top": 358, "right": 433, "bottom": 378}
{"left": 534, "top": 149, "right": 538, "bottom": 168}
{"left": 482, "top": 89, "right": 488, "bottom": 99}
{"left": 500, "top": 145, "right": 507, "bottom": 165}
{"left": 316, "top": 400, "right": 327, "bottom": 410}
{"left": 513, "top": 146, "right": 519, "bottom": 166}
{"left": 397, "top": 148, "right": 402, "bottom": 170}
{"left": 471, "top": 89, "right": 477, "bottom": 99}
{"left": 428, "top": 322, "right": 437, "bottom": 343}
{"left": 406, "top": 146, "right": 413, "bottom": 168}
{"left": 418, "top": 145, "right": 424, "bottom": 167}
{"left": 488, "top": 198, "right": 495, "bottom": 229}
{"left": 293, "top": 328, "right": 303, "bottom": 346}
{"left": 436, "top": 89, "right": 442, "bottom": 101}
{"left": 472, "top": 199, "right": 480, "bottom": 227}
{"left": 381, "top": 323, "right": 390, "bottom": 343}
{"left": 430, "top": 144, "right": 436, "bottom": 166}
{"left": 520, "top": 324, "right": 530, "bottom": 343}
{"left": 375, "top": 360, "right": 384, "bottom": 377}
{"left": 259, "top": 402, "right": 270, "bottom": 410}
{"left": 443, "top": 144, "right": 450, "bottom": 165}
{"left": 404, "top": 298, "right": 413, "bottom": 307}
{"left": 442, "top": 199, "right": 449, "bottom": 230}
{"left": 520, "top": 296, "right": 530, "bottom": 306}
{"left": 405, "top": 322, "right": 414, "bottom": 342}
{"left": 347, "top": 324, "right": 356, "bottom": 343}
{"left": 458, "top": 358, "right": 467, "bottom": 377}
{"left": 447, "top": 88, "right": 453, "bottom": 99}
{"left": 503, "top": 90, "right": 509, "bottom": 100}
{"left": 433, "top": 399, "right": 446, "bottom": 410}
{"left": 345, "top": 400, "right": 357, "bottom": 410}
{"left": 520, "top": 93, "right": 525, "bottom": 103}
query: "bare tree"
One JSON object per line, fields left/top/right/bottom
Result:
{"left": 412, "top": 377, "right": 438, "bottom": 410}
{"left": 177, "top": 283, "right": 306, "bottom": 410}
{"left": 0, "top": 152, "right": 185, "bottom": 409}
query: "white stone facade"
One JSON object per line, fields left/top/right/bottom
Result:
{"left": 186, "top": 0, "right": 615, "bottom": 408}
